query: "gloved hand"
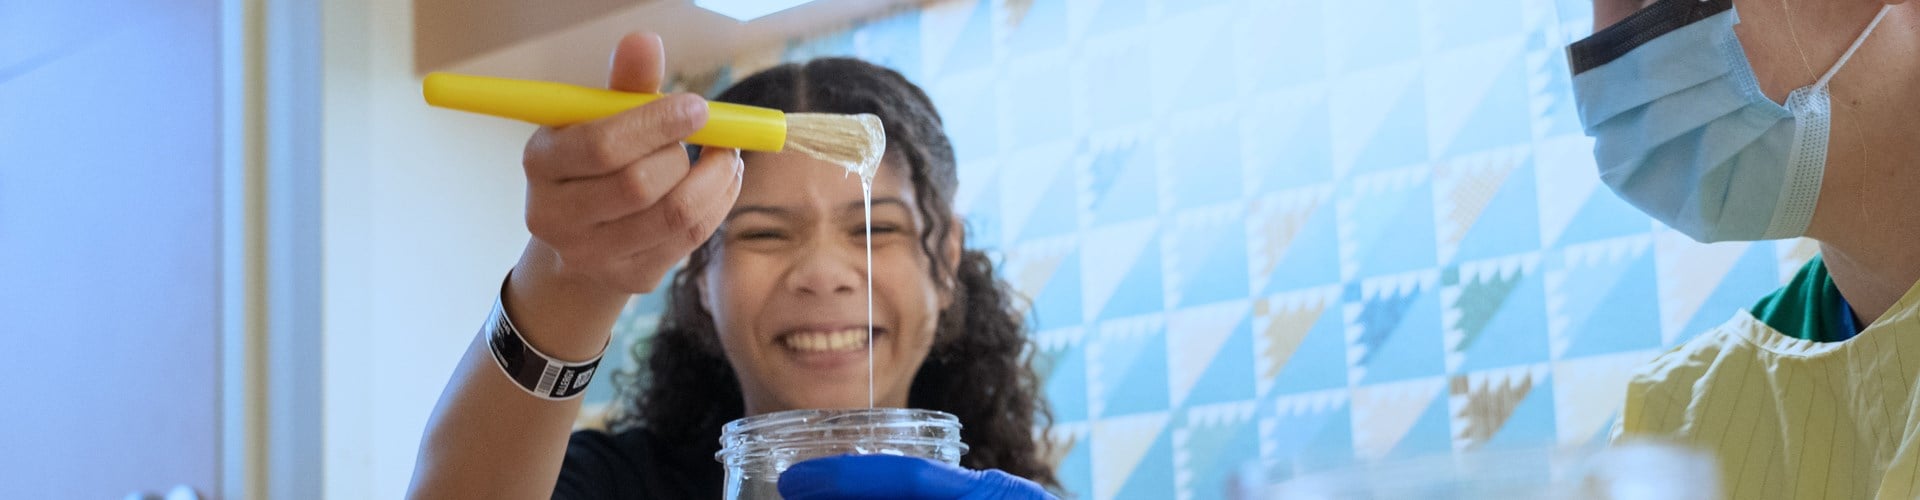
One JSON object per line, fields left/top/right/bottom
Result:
{"left": 777, "top": 454, "right": 1056, "bottom": 500}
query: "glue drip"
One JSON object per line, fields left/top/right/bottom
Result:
{"left": 782, "top": 113, "right": 885, "bottom": 407}
{"left": 861, "top": 181, "right": 873, "bottom": 408}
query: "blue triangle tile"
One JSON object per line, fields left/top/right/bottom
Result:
{"left": 1253, "top": 102, "right": 1335, "bottom": 194}
{"left": 1160, "top": 0, "right": 1231, "bottom": 16}
{"left": 1352, "top": 293, "right": 1410, "bottom": 362}
{"left": 1174, "top": 227, "right": 1249, "bottom": 308}
{"left": 1086, "top": 0, "right": 1148, "bottom": 36}
{"left": 1386, "top": 388, "right": 1457, "bottom": 460}
{"left": 1017, "top": 171, "right": 1080, "bottom": 241}
{"left": 936, "top": 1, "right": 995, "bottom": 77}
{"left": 1034, "top": 251, "right": 1083, "bottom": 331}
{"left": 1043, "top": 342, "right": 1089, "bottom": 422}
{"left": 1168, "top": 121, "right": 1243, "bottom": 210}
{"left": 1007, "top": 63, "right": 1072, "bottom": 148}
{"left": 1178, "top": 415, "right": 1260, "bottom": 500}
{"left": 853, "top": 13, "right": 922, "bottom": 79}
{"left": 1057, "top": 434, "right": 1094, "bottom": 499}
{"left": 1184, "top": 318, "right": 1256, "bottom": 406}
{"left": 1675, "top": 244, "right": 1781, "bottom": 344}
{"left": 1083, "top": 47, "right": 1154, "bottom": 128}
{"left": 1098, "top": 243, "right": 1166, "bottom": 320}
{"left": 1552, "top": 189, "right": 1652, "bottom": 247}
{"left": 1331, "top": 3, "right": 1421, "bottom": 71}
{"left": 1561, "top": 251, "right": 1663, "bottom": 358}
{"left": 1350, "top": 80, "right": 1430, "bottom": 174}
{"left": 963, "top": 188, "right": 1003, "bottom": 251}
{"left": 1164, "top": 15, "right": 1235, "bottom": 107}
{"left": 1456, "top": 271, "right": 1551, "bottom": 372}
{"left": 1300, "top": 414, "right": 1356, "bottom": 470}
{"left": 1263, "top": 207, "right": 1343, "bottom": 294}
{"left": 1086, "top": 142, "right": 1128, "bottom": 210}
{"left": 1442, "top": 57, "right": 1532, "bottom": 157}
{"left": 1357, "top": 289, "right": 1446, "bottom": 385}
{"left": 1101, "top": 330, "right": 1171, "bottom": 416}
{"left": 1090, "top": 141, "right": 1158, "bottom": 225}
{"left": 1481, "top": 377, "right": 1558, "bottom": 450}
{"left": 1357, "top": 190, "right": 1438, "bottom": 278}
{"left": 1261, "top": 400, "right": 1354, "bottom": 478}
{"left": 1006, "top": 0, "right": 1067, "bottom": 52}
{"left": 1429, "top": 0, "right": 1525, "bottom": 51}
{"left": 1267, "top": 305, "right": 1350, "bottom": 394}
{"left": 1353, "top": 290, "right": 1418, "bottom": 367}
{"left": 1530, "top": 42, "right": 1585, "bottom": 139}
{"left": 1114, "top": 424, "right": 1178, "bottom": 500}
{"left": 933, "top": 79, "right": 999, "bottom": 162}
{"left": 1250, "top": 0, "right": 1328, "bottom": 90}
{"left": 1452, "top": 164, "right": 1542, "bottom": 264}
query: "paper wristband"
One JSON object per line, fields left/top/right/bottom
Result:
{"left": 486, "top": 288, "right": 605, "bottom": 400}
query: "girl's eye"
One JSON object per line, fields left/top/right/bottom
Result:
{"left": 855, "top": 224, "right": 902, "bottom": 236}
{"left": 739, "top": 230, "right": 785, "bottom": 240}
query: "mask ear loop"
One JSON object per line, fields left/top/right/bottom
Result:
{"left": 1814, "top": 6, "right": 1895, "bottom": 90}
{"left": 1814, "top": 5, "right": 1895, "bottom": 235}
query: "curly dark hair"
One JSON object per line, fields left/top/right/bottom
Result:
{"left": 608, "top": 57, "right": 1058, "bottom": 489}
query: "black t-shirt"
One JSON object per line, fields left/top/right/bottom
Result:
{"left": 553, "top": 427, "right": 723, "bottom": 499}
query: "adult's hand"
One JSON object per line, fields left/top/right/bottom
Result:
{"left": 505, "top": 32, "right": 743, "bottom": 360}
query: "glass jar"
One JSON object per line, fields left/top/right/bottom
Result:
{"left": 714, "top": 408, "right": 969, "bottom": 500}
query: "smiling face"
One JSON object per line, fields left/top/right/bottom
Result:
{"left": 699, "top": 150, "right": 951, "bottom": 414}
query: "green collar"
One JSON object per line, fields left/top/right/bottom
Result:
{"left": 1750, "top": 255, "right": 1861, "bottom": 343}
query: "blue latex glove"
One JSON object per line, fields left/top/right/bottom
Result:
{"left": 777, "top": 454, "right": 1055, "bottom": 500}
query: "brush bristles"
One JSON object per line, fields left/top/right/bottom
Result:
{"left": 784, "top": 113, "right": 886, "bottom": 181}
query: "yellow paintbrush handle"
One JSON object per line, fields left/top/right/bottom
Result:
{"left": 422, "top": 72, "right": 788, "bottom": 152}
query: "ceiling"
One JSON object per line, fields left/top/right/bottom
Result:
{"left": 415, "top": 0, "right": 928, "bottom": 84}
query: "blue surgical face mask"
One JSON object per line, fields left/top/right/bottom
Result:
{"left": 1567, "top": 0, "right": 1893, "bottom": 242}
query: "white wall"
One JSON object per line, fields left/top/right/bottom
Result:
{"left": 0, "top": 1, "right": 222, "bottom": 497}
{"left": 321, "top": 0, "right": 536, "bottom": 497}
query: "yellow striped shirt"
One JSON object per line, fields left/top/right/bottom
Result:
{"left": 1615, "top": 279, "right": 1920, "bottom": 499}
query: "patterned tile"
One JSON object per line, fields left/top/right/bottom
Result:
{"left": 1255, "top": 286, "right": 1347, "bottom": 395}
{"left": 1345, "top": 270, "right": 1446, "bottom": 385}
{"left": 608, "top": 0, "right": 1814, "bottom": 497}
{"left": 1089, "top": 314, "right": 1170, "bottom": 417}
{"left": 1174, "top": 401, "right": 1260, "bottom": 500}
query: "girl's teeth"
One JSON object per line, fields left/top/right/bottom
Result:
{"left": 786, "top": 328, "right": 871, "bottom": 352}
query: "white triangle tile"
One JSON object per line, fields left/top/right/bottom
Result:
{"left": 1329, "top": 62, "right": 1422, "bottom": 177}
{"left": 1168, "top": 300, "right": 1251, "bottom": 407}
{"left": 1094, "top": 412, "right": 1171, "bottom": 499}
{"left": 918, "top": 0, "right": 982, "bottom": 78}
{"left": 1653, "top": 230, "right": 1749, "bottom": 345}
{"left": 1423, "top": 37, "right": 1525, "bottom": 157}
{"left": 1080, "top": 219, "right": 1160, "bottom": 324}
{"left": 1531, "top": 135, "right": 1602, "bottom": 247}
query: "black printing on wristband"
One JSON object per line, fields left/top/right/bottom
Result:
{"left": 488, "top": 297, "right": 602, "bottom": 400}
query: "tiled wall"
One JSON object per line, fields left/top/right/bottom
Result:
{"left": 592, "top": 0, "right": 1818, "bottom": 497}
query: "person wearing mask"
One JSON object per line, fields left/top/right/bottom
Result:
{"left": 1569, "top": 0, "right": 1919, "bottom": 497}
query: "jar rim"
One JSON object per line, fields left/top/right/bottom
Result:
{"left": 714, "top": 408, "right": 969, "bottom": 465}
{"left": 720, "top": 408, "right": 960, "bottom": 436}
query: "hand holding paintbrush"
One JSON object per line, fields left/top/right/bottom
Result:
{"left": 417, "top": 32, "right": 888, "bottom": 364}
{"left": 489, "top": 33, "right": 744, "bottom": 363}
